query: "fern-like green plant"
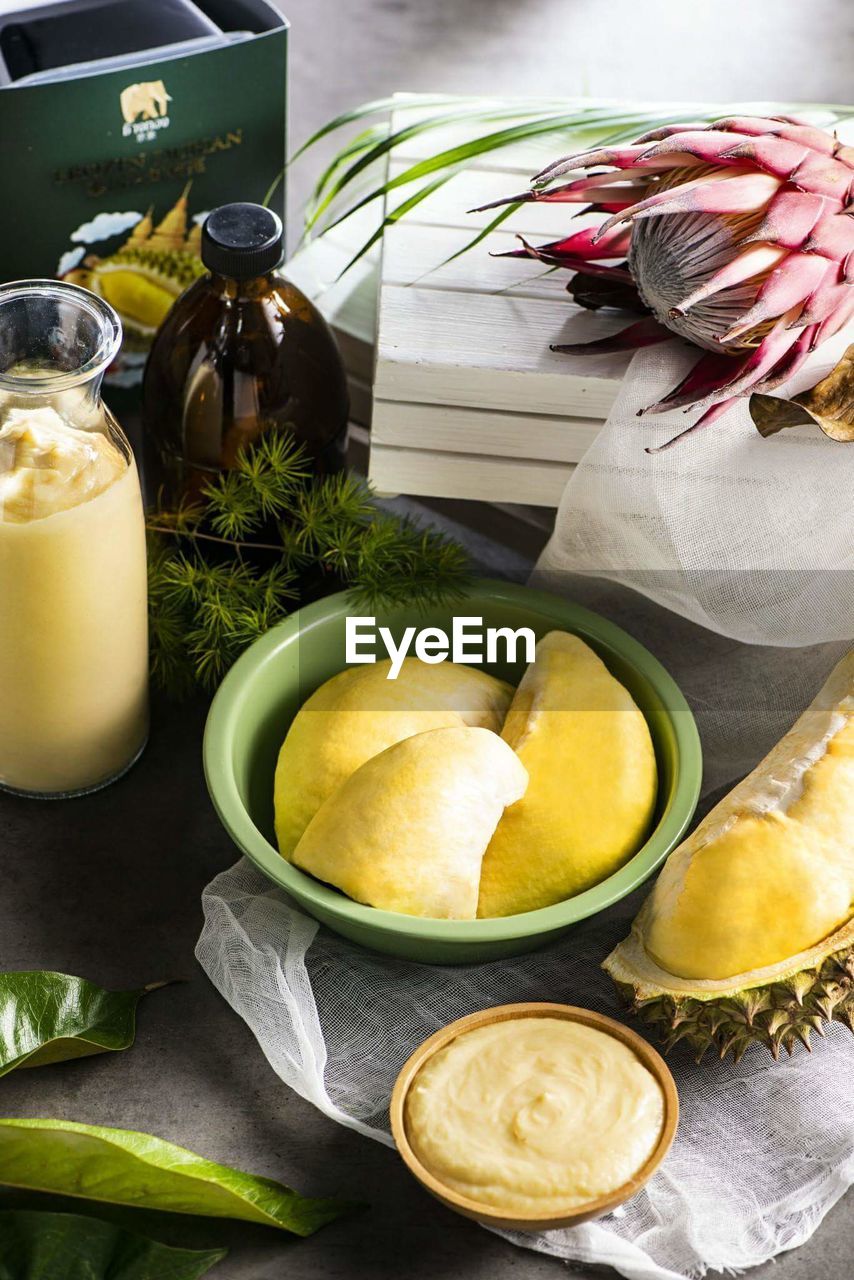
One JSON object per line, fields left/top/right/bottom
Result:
{"left": 146, "top": 434, "right": 471, "bottom": 695}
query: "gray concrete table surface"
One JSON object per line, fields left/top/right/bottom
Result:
{"left": 3, "top": 1, "right": 854, "bottom": 1276}
{"left": 2, "top": 690, "right": 853, "bottom": 1280}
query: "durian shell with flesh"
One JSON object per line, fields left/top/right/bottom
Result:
{"left": 604, "top": 650, "right": 854, "bottom": 1062}
{"left": 86, "top": 247, "right": 205, "bottom": 342}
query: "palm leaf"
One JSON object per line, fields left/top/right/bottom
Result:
{"left": 315, "top": 107, "right": 677, "bottom": 246}
{"left": 431, "top": 202, "right": 522, "bottom": 274}
{"left": 296, "top": 95, "right": 854, "bottom": 276}
{"left": 289, "top": 92, "right": 575, "bottom": 163}
{"left": 304, "top": 104, "right": 612, "bottom": 235}
{"left": 336, "top": 162, "right": 471, "bottom": 277}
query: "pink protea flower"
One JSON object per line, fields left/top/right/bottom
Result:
{"left": 477, "top": 116, "right": 854, "bottom": 449}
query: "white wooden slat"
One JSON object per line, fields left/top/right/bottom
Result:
{"left": 368, "top": 442, "right": 574, "bottom": 506}
{"left": 369, "top": 445, "right": 573, "bottom": 506}
{"left": 374, "top": 285, "right": 626, "bottom": 416}
{"left": 386, "top": 160, "right": 578, "bottom": 236}
{"left": 288, "top": 203, "right": 601, "bottom": 327}
{"left": 371, "top": 398, "right": 600, "bottom": 463}
{"left": 292, "top": 100, "right": 637, "bottom": 506}
{"left": 381, "top": 221, "right": 590, "bottom": 300}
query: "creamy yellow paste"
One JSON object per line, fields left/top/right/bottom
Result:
{"left": 404, "top": 1018, "right": 664, "bottom": 1215}
{"left": 0, "top": 405, "right": 124, "bottom": 521}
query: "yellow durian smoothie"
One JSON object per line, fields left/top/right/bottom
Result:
{"left": 0, "top": 404, "right": 149, "bottom": 795}
{"left": 404, "top": 1017, "right": 664, "bottom": 1215}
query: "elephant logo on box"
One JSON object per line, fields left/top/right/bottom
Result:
{"left": 120, "top": 80, "right": 172, "bottom": 124}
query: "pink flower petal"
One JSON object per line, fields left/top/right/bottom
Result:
{"left": 722, "top": 253, "right": 832, "bottom": 340}
{"left": 596, "top": 172, "right": 780, "bottom": 239}
{"left": 715, "top": 117, "right": 838, "bottom": 155}
{"left": 646, "top": 397, "right": 740, "bottom": 452}
{"left": 642, "top": 350, "right": 747, "bottom": 414}
{"left": 803, "top": 211, "right": 854, "bottom": 260}
{"left": 742, "top": 187, "right": 832, "bottom": 250}
{"left": 752, "top": 325, "right": 819, "bottom": 392}
{"left": 638, "top": 129, "right": 754, "bottom": 165}
{"left": 552, "top": 316, "right": 672, "bottom": 354}
{"left": 692, "top": 314, "right": 803, "bottom": 407}
{"left": 671, "top": 243, "right": 787, "bottom": 317}
{"left": 798, "top": 276, "right": 853, "bottom": 326}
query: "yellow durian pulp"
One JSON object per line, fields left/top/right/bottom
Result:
{"left": 292, "top": 726, "right": 528, "bottom": 919}
{"left": 274, "top": 659, "right": 513, "bottom": 859}
{"left": 477, "top": 631, "right": 658, "bottom": 917}
{"left": 643, "top": 653, "right": 854, "bottom": 981}
{"left": 97, "top": 270, "right": 178, "bottom": 332}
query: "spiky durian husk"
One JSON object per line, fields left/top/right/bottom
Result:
{"left": 605, "top": 909, "right": 854, "bottom": 1064}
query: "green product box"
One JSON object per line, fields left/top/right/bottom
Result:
{"left": 0, "top": 0, "right": 287, "bottom": 386}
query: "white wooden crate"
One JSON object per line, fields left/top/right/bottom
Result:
{"left": 286, "top": 98, "right": 631, "bottom": 503}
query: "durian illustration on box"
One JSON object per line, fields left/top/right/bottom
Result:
{"left": 57, "top": 184, "right": 206, "bottom": 385}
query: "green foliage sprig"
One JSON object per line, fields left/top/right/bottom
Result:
{"left": 146, "top": 434, "right": 471, "bottom": 696}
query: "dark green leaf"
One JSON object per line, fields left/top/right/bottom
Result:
{"left": 304, "top": 122, "right": 391, "bottom": 226}
{"left": 0, "top": 973, "right": 168, "bottom": 1078}
{"left": 0, "top": 1120, "right": 356, "bottom": 1235}
{"left": 0, "top": 1210, "right": 225, "bottom": 1280}
{"left": 313, "top": 108, "right": 644, "bottom": 242}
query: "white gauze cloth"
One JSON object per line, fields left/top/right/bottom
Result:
{"left": 197, "top": 857, "right": 854, "bottom": 1280}
{"left": 537, "top": 335, "right": 854, "bottom": 649}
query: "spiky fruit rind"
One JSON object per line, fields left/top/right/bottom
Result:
{"left": 605, "top": 910, "right": 854, "bottom": 1063}
{"left": 100, "top": 246, "right": 205, "bottom": 288}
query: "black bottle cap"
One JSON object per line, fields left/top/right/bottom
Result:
{"left": 201, "top": 203, "right": 284, "bottom": 279}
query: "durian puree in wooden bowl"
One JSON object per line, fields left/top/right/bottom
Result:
{"left": 390, "top": 1002, "right": 678, "bottom": 1232}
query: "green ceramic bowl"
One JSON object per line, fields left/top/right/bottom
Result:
{"left": 203, "top": 579, "right": 702, "bottom": 963}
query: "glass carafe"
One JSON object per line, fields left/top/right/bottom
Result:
{"left": 0, "top": 279, "right": 149, "bottom": 797}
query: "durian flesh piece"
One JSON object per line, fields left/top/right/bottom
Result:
{"left": 274, "top": 659, "right": 513, "bottom": 860}
{"left": 604, "top": 650, "right": 854, "bottom": 1062}
{"left": 292, "top": 726, "right": 528, "bottom": 919}
{"left": 86, "top": 249, "right": 205, "bottom": 337}
{"left": 477, "top": 631, "right": 658, "bottom": 917}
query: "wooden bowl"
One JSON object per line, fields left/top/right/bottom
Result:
{"left": 389, "top": 1002, "right": 679, "bottom": 1232}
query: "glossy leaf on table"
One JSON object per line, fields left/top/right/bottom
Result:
{"left": 0, "top": 1120, "right": 355, "bottom": 1235}
{"left": 0, "top": 1209, "right": 226, "bottom": 1280}
{"left": 0, "top": 971, "right": 168, "bottom": 1078}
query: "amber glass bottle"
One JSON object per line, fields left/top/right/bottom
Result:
{"left": 142, "top": 203, "right": 348, "bottom": 507}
